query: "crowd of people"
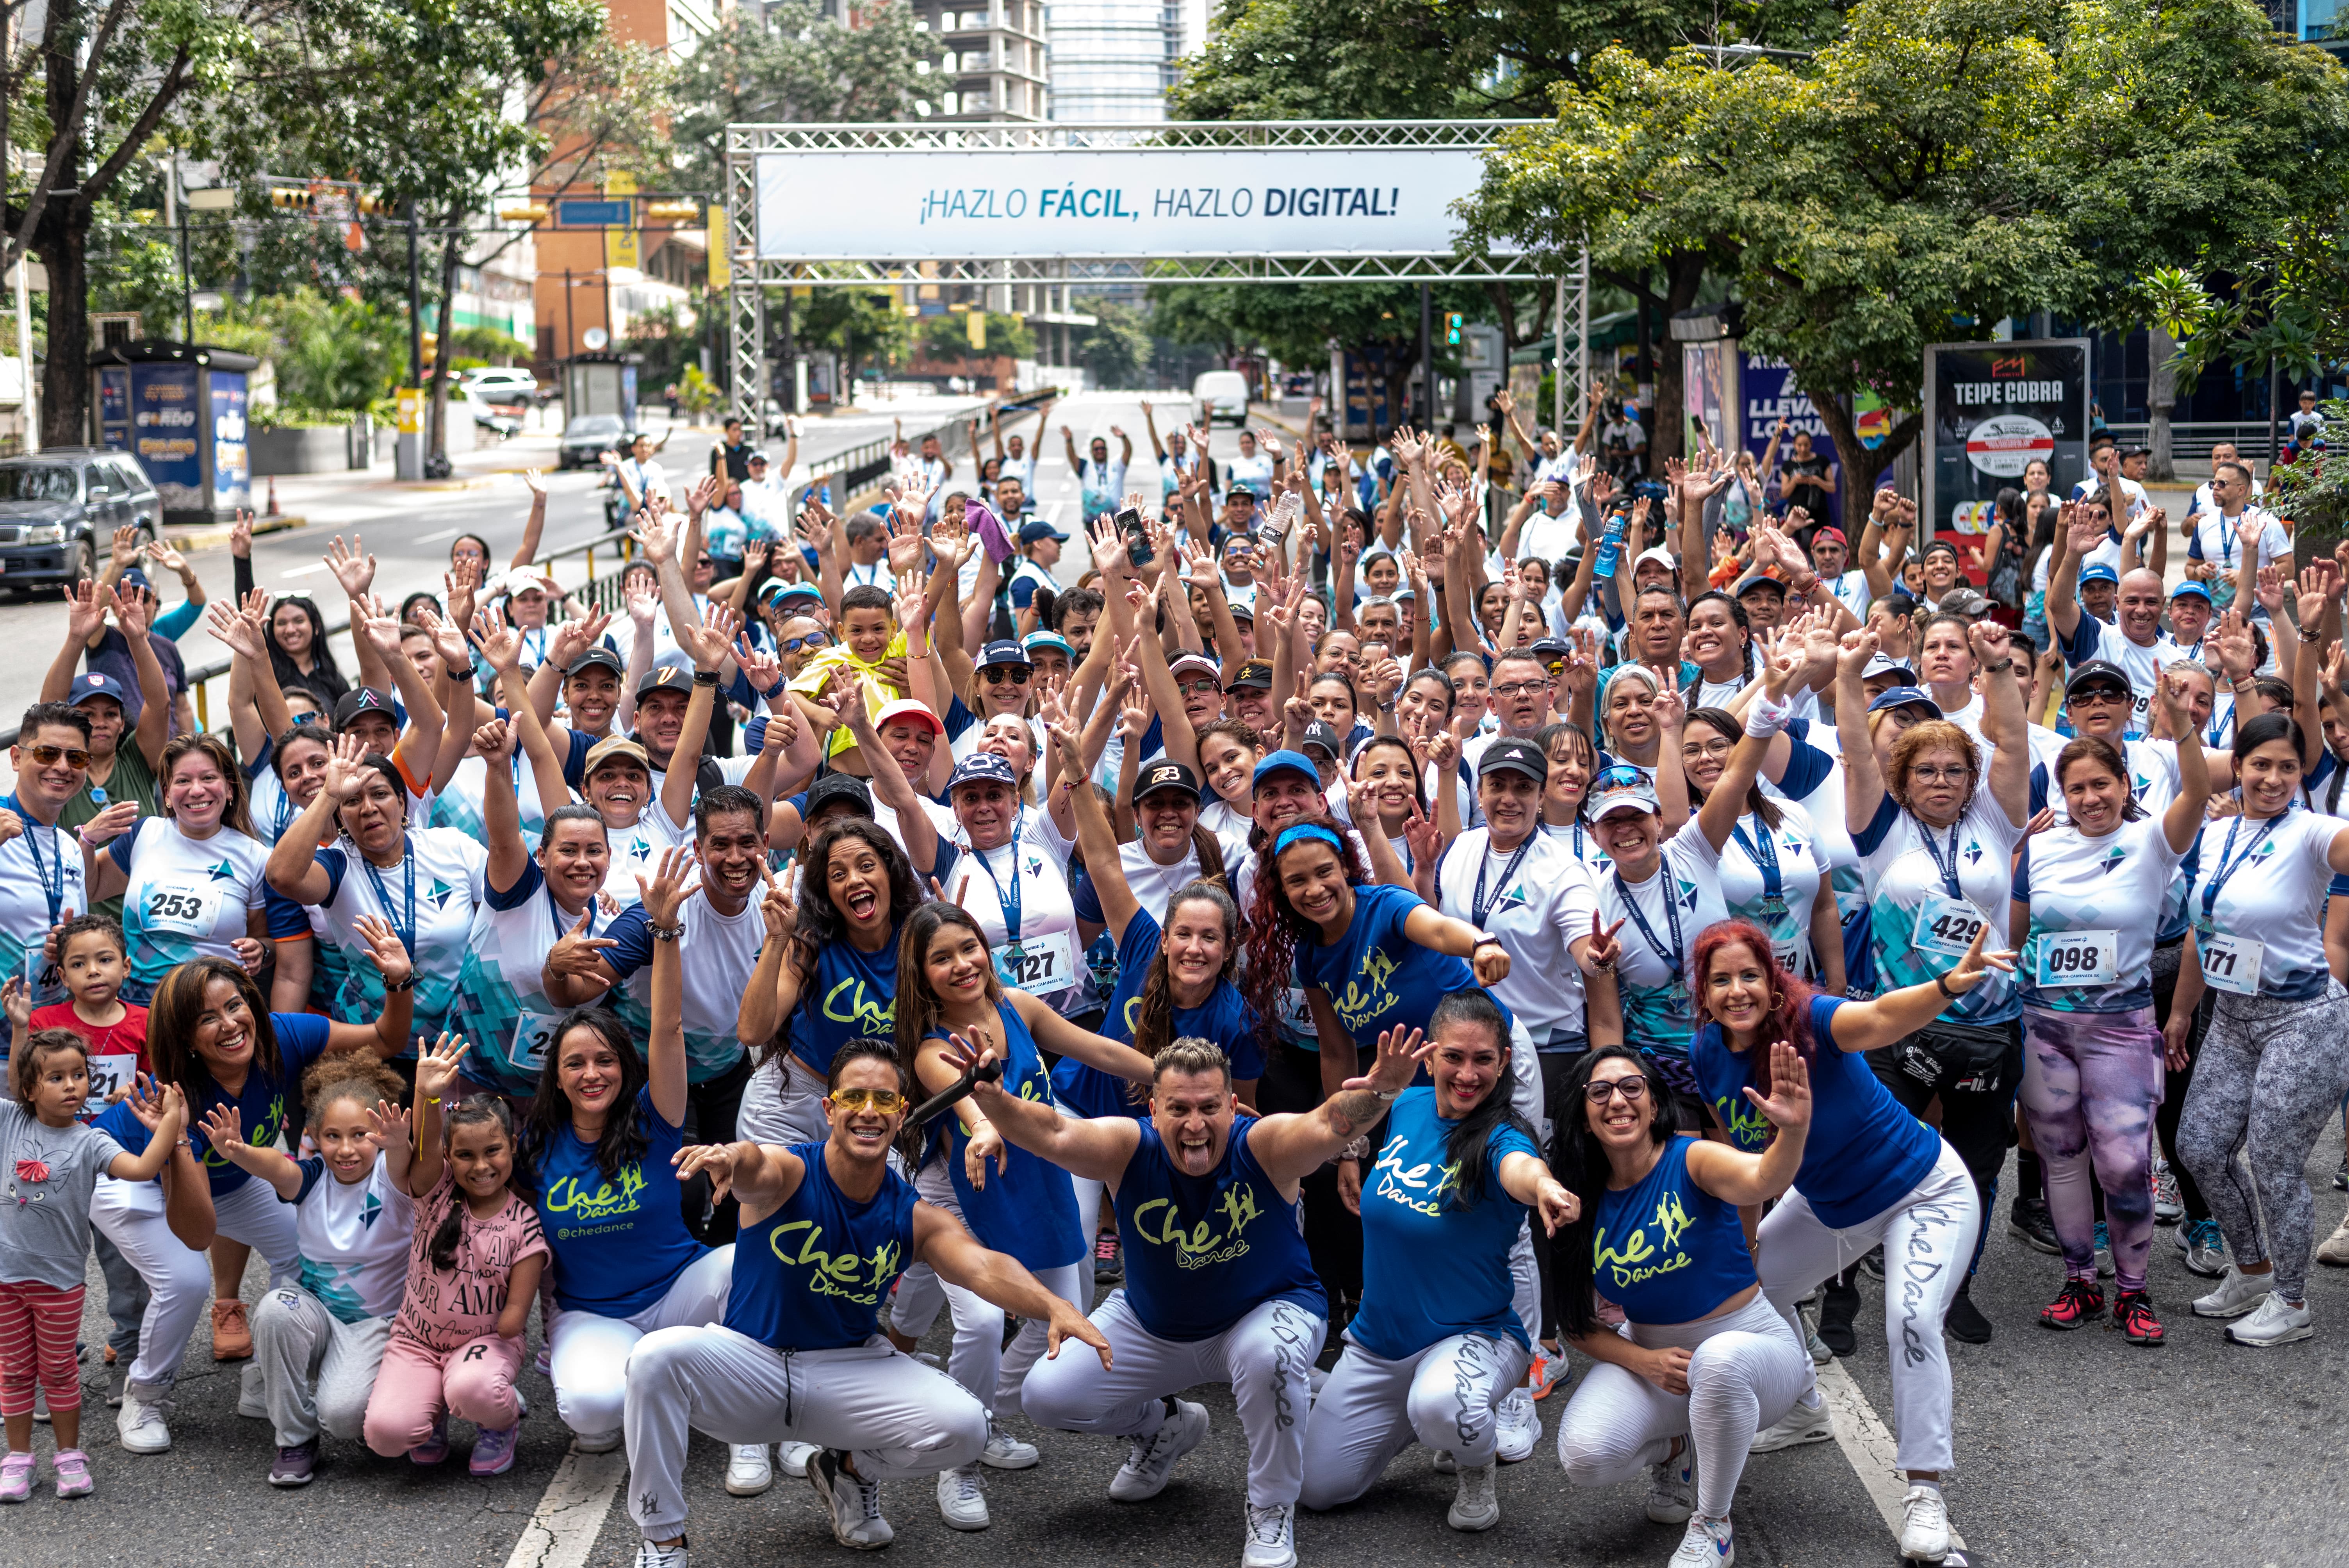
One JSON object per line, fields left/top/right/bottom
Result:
{"left": 0, "top": 392, "right": 2346, "bottom": 1568}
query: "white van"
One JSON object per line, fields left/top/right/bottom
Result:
{"left": 1194, "top": 370, "right": 1250, "bottom": 426}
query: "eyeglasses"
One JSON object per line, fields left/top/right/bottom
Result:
{"left": 1585, "top": 1074, "right": 1649, "bottom": 1104}
{"left": 827, "top": 1087, "right": 906, "bottom": 1114}
{"left": 1490, "top": 681, "right": 1549, "bottom": 699}
{"left": 2071, "top": 687, "right": 2130, "bottom": 707}
{"left": 22, "top": 744, "right": 90, "bottom": 770}
{"left": 982, "top": 665, "right": 1032, "bottom": 686}
{"left": 1681, "top": 738, "right": 1734, "bottom": 759}
{"left": 1909, "top": 766, "right": 1970, "bottom": 784}
{"left": 779, "top": 633, "right": 830, "bottom": 654}
{"left": 1176, "top": 678, "right": 1220, "bottom": 697}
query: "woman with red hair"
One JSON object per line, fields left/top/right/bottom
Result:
{"left": 1686, "top": 917, "right": 2012, "bottom": 1563}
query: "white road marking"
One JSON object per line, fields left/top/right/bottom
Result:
{"left": 415, "top": 526, "right": 462, "bottom": 543}
{"left": 278, "top": 561, "right": 330, "bottom": 578}
{"left": 1814, "top": 1355, "right": 1969, "bottom": 1554}
{"left": 502, "top": 1444, "right": 627, "bottom": 1568}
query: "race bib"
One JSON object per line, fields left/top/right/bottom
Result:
{"left": 512, "top": 1009, "right": 564, "bottom": 1073}
{"left": 81, "top": 1052, "right": 138, "bottom": 1119}
{"left": 993, "top": 932, "right": 1074, "bottom": 994}
{"left": 1913, "top": 894, "right": 1987, "bottom": 959}
{"left": 2034, "top": 930, "right": 2118, "bottom": 988}
{"left": 21, "top": 949, "right": 64, "bottom": 1009}
{"left": 143, "top": 883, "right": 224, "bottom": 936}
{"left": 1278, "top": 986, "right": 1317, "bottom": 1039}
{"left": 2200, "top": 931, "right": 2264, "bottom": 996}
{"left": 1772, "top": 936, "right": 1804, "bottom": 972}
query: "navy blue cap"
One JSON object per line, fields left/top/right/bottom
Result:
{"left": 947, "top": 751, "right": 1019, "bottom": 791}
{"left": 66, "top": 672, "right": 125, "bottom": 708}
{"left": 333, "top": 688, "right": 394, "bottom": 728}
{"left": 1866, "top": 685, "right": 1941, "bottom": 716}
{"left": 974, "top": 639, "right": 1032, "bottom": 671}
{"left": 1018, "top": 520, "right": 1069, "bottom": 544}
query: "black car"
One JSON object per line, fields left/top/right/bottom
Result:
{"left": 556, "top": 413, "right": 632, "bottom": 470}
{"left": 0, "top": 449, "right": 159, "bottom": 588}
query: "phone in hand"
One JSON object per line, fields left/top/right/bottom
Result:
{"left": 1116, "top": 505, "right": 1151, "bottom": 568}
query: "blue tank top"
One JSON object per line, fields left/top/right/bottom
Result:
{"left": 1115, "top": 1117, "right": 1325, "bottom": 1342}
{"left": 1587, "top": 1136, "right": 1755, "bottom": 1326}
{"left": 1055, "top": 907, "right": 1266, "bottom": 1120}
{"left": 925, "top": 1001, "right": 1083, "bottom": 1270}
{"left": 787, "top": 927, "right": 902, "bottom": 1076}
{"left": 725, "top": 1139, "right": 918, "bottom": 1351}
{"left": 535, "top": 1085, "right": 708, "bottom": 1317}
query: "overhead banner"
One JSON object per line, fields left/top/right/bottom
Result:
{"left": 1740, "top": 353, "right": 1844, "bottom": 533}
{"left": 1924, "top": 339, "right": 2089, "bottom": 541}
{"left": 754, "top": 148, "right": 1483, "bottom": 259}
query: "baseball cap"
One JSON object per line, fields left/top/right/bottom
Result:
{"left": 761, "top": 580, "right": 824, "bottom": 608}
{"left": 1588, "top": 764, "right": 1660, "bottom": 821}
{"left": 1226, "top": 660, "right": 1274, "bottom": 692}
{"left": 583, "top": 736, "right": 652, "bottom": 777}
{"left": 946, "top": 752, "right": 1019, "bottom": 792}
{"left": 2064, "top": 659, "right": 2134, "bottom": 698}
{"left": 1169, "top": 652, "right": 1221, "bottom": 683}
{"left": 2169, "top": 579, "right": 2212, "bottom": 603}
{"left": 636, "top": 666, "right": 696, "bottom": 700}
{"left": 872, "top": 698, "right": 944, "bottom": 738}
{"left": 1918, "top": 539, "right": 1961, "bottom": 563}
{"left": 1022, "top": 631, "right": 1075, "bottom": 661}
{"left": 1867, "top": 685, "right": 1942, "bottom": 717}
{"left": 1299, "top": 722, "right": 1344, "bottom": 761}
{"left": 66, "top": 672, "right": 125, "bottom": 709}
{"left": 804, "top": 772, "right": 874, "bottom": 822}
{"left": 1937, "top": 587, "right": 1991, "bottom": 620}
{"left": 1136, "top": 760, "right": 1201, "bottom": 804}
{"left": 1814, "top": 526, "right": 1847, "bottom": 546}
{"left": 1633, "top": 545, "right": 1677, "bottom": 574}
{"left": 118, "top": 566, "right": 152, "bottom": 595}
{"left": 493, "top": 564, "right": 561, "bottom": 599}
{"left": 745, "top": 449, "right": 770, "bottom": 465}
{"left": 2079, "top": 562, "right": 2121, "bottom": 587}
{"left": 974, "top": 639, "right": 1032, "bottom": 671}
{"left": 1253, "top": 749, "right": 1320, "bottom": 788}
{"left": 1477, "top": 737, "right": 1549, "bottom": 785}
{"left": 333, "top": 688, "right": 396, "bottom": 729}
{"left": 1732, "top": 568, "right": 1785, "bottom": 599}
{"left": 1529, "top": 637, "right": 1569, "bottom": 672}
{"left": 1227, "top": 597, "right": 1257, "bottom": 621}
{"left": 1862, "top": 653, "right": 1918, "bottom": 684}
{"left": 565, "top": 646, "right": 626, "bottom": 679}
{"left": 1017, "top": 520, "right": 1070, "bottom": 545}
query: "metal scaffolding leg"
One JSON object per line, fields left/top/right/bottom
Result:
{"left": 727, "top": 142, "right": 763, "bottom": 426}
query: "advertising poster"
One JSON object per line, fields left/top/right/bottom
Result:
{"left": 1739, "top": 353, "right": 1843, "bottom": 532}
{"left": 1924, "top": 340, "right": 2089, "bottom": 545}
{"left": 130, "top": 363, "right": 203, "bottom": 511}
{"left": 210, "top": 371, "right": 251, "bottom": 515}
{"left": 1682, "top": 342, "right": 1732, "bottom": 458}
{"left": 97, "top": 367, "right": 131, "bottom": 452}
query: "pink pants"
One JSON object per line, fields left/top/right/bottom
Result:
{"left": 362, "top": 1330, "right": 524, "bottom": 1456}
{"left": 0, "top": 1278, "right": 85, "bottom": 1418}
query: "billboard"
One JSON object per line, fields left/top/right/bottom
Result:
{"left": 1682, "top": 342, "right": 1732, "bottom": 458}
{"left": 210, "top": 372, "right": 251, "bottom": 515}
{"left": 754, "top": 147, "right": 1483, "bottom": 260}
{"left": 1924, "top": 340, "right": 2089, "bottom": 543}
{"left": 1740, "top": 353, "right": 1843, "bottom": 532}
{"left": 130, "top": 363, "right": 203, "bottom": 511}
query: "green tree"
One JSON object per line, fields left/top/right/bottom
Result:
{"left": 1075, "top": 298, "right": 1151, "bottom": 390}
{"left": 671, "top": 1, "right": 927, "bottom": 193}
{"left": 774, "top": 285, "right": 910, "bottom": 390}
{"left": 916, "top": 309, "right": 1033, "bottom": 366}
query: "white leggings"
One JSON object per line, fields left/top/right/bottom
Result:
{"left": 1299, "top": 1331, "right": 1532, "bottom": 1507}
{"left": 1554, "top": 1294, "right": 1808, "bottom": 1522}
{"left": 547, "top": 1245, "right": 735, "bottom": 1438}
{"left": 735, "top": 1054, "right": 827, "bottom": 1146}
{"left": 1754, "top": 1139, "right": 1979, "bottom": 1474}
{"left": 90, "top": 1174, "right": 300, "bottom": 1399}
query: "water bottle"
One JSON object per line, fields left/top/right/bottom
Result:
{"left": 1592, "top": 508, "right": 1631, "bottom": 581}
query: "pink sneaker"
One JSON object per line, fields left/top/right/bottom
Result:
{"left": 0, "top": 1451, "right": 34, "bottom": 1502}
{"left": 51, "top": 1449, "right": 92, "bottom": 1498}
{"left": 469, "top": 1422, "right": 520, "bottom": 1477}
{"left": 410, "top": 1413, "right": 451, "bottom": 1465}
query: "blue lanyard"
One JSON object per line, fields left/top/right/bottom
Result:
{"left": 1729, "top": 815, "right": 1784, "bottom": 911}
{"left": 2199, "top": 814, "right": 2265, "bottom": 930}
{"left": 13, "top": 800, "right": 64, "bottom": 925}
{"left": 269, "top": 778, "right": 295, "bottom": 842}
{"left": 970, "top": 811, "right": 1025, "bottom": 941}
{"left": 1917, "top": 819, "right": 1965, "bottom": 899}
{"left": 1471, "top": 833, "right": 1536, "bottom": 929}
{"left": 1615, "top": 866, "right": 1684, "bottom": 977}
{"left": 362, "top": 848, "right": 417, "bottom": 959}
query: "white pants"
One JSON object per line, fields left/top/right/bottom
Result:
{"left": 547, "top": 1245, "right": 735, "bottom": 1438}
{"left": 1754, "top": 1140, "right": 1980, "bottom": 1474}
{"left": 1022, "top": 1288, "right": 1325, "bottom": 1509}
{"left": 736, "top": 1053, "right": 827, "bottom": 1146}
{"left": 1555, "top": 1294, "right": 1808, "bottom": 1522}
{"left": 624, "top": 1327, "right": 987, "bottom": 1541}
{"left": 90, "top": 1174, "right": 300, "bottom": 1398}
{"left": 896, "top": 1157, "right": 1089, "bottom": 1418}
{"left": 1299, "top": 1331, "right": 1532, "bottom": 1507}
{"left": 250, "top": 1285, "right": 392, "bottom": 1448}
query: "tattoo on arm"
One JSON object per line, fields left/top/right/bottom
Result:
{"left": 1324, "top": 1089, "right": 1384, "bottom": 1137}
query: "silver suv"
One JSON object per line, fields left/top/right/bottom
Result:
{"left": 0, "top": 449, "right": 160, "bottom": 588}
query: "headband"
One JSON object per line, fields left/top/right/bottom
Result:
{"left": 1272, "top": 824, "right": 1345, "bottom": 859}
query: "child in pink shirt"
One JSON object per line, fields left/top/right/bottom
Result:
{"left": 361, "top": 1036, "right": 547, "bottom": 1476}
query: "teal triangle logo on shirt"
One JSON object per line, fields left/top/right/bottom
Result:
{"left": 360, "top": 1190, "right": 382, "bottom": 1228}
{"left": 208, "top": 860, "right": 236, "bottom": 880}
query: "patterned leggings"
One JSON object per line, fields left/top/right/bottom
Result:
{"left": 2177, "top": 984, "right": 2349, "bottom": 1305}
{"left": 2020, "top": 1006, "right": 2164, "bottom": 1293}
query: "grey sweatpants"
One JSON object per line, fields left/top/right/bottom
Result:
{"left": 623, "top": 1326, "right": 987, "bottom": 1541}
{"left": 1297, "top": 1331, "right": 1532, "bottom": 1508}
{"left": 251, "top": 1284, "right": 394, "bottom": 1449}
{"left": 1021, "top": 1288, "right": 1324, "bottom": 1509}
{"left": 2177, "top": 983, "right": 2349, "bottom": 1304}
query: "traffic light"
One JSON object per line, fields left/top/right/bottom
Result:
{"left": 1444, "top": 312, "right": 1464, "bottom": 347}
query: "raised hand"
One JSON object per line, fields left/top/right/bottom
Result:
{"left": 352, "top": 912, "right": 414, "bottom": 992}
{"left": 324, "top": 534, "right": 377, "bottom": 599}
{"left": 1347, "top": 1025, "right": 1434, "bottom": 1097}
{"left": 1584, "top": 912, "right": 1625, "bottom": 971}
{"left": 1741, "top": 1038, "right": 1813, "bottom": 1132}
{"left": 200, "top": 1102, "right": 250, "bottom": 1155}
{"left": 231, "top": 511, "right": 253, "bottom": 559}
{"left": 205, "top": 599, "right": 263, "bottom": 660}
{"left": 468, "top": 607, "right": 525, "bottom": 675}
{"left": 636, "top": 845, "right": 701, "bottom": 928}
{"left": 757, "top": 863, "right": 797, "bottom": 941}
{"left": 1939, "top": 921, "right": 2018, "bottom": 997}
{"left": 472, "top": 716, "right": 515, "bottom": 759}
{"left": 412, "top": 1033, "right": 472, "bottom": 1102}
{"left": 365, "top": 1098, "right": 412, "bottom": 1153}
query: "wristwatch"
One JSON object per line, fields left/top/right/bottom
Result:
{"left": 692, "top": 668, "right": 723, "bottom": 687}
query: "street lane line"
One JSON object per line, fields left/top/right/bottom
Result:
{"left": 415, "top": 527, "right": 462, "bottom": 543}
{"left": 1814, "top": 1355, "right": 1969, "bottom": 1555}
{"left": 502, "top": 1444, "right": 626, "bottom": 1568}
{"left": 278, "top": 562, "right": 330, "bottom": 578}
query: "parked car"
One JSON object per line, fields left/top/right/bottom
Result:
{"left": 463, "top": 367, "right": 540, "bottom": 407}
{"left": 557, "top": 413, "right": 632, "bottom": 470}
{"left": 1194, "top": 369, "right": 1250, "bottom": 426}
{"left": 0, "top": 450, "right": 158, "bottom": 590}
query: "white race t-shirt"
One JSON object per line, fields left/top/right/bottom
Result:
{"left": 291, "top": 1150, "right": 416, "bottom": 1323}
{"left": 1432, "top": 827, "right": 1601, "bottom": 1047}
{"left": 1855, "top": 790, "right": 2025, "bottom": 1026}
{"left": 2017, "top": 815, "right": 2187, "bottom": 1015}
{"left": 110, "top": 818, "right": 271, "bottom": 990}
{"left": 2194, "top": 808, "right": 2345, "bottom": 1001}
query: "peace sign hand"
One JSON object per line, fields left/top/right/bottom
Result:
{"left": 1939, "top": 921, "right": 2017, "bottom": 998}
{"left": 1584, "top": 913, "right": 1626, "bottom": 971}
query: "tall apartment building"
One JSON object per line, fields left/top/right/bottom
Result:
{"left": 915, "top": 0, "right": 1050, "bottom": 123}
{"left": 1044, "top": 0, "right": 1179, "bottom": 122}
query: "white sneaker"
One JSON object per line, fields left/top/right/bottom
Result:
{"left": 980, "top": 1421, "right": 1039, "bottom": 1470}
{"left": 1447, "top": 1461, "right": 1499, "bottom": 1531}
{"left": 1430, "top": 1449, "right": 1456, "bottom": 1474}
{"left": 1108, "top": 1398, "right": 1208, "bottom": 1502}
{"left": 1671, "top": 1516, "right": 1736, "bottom": 1566}
{"left": 936, "top": 1463, "right": 990, "bottom": 1529}
{"left": 1242, "top": 1502, "right": 1296, "bottom": 1568}
{"left": 237, "top": 1361, "right": 268, "bottom": 1419}
{"left": 1493, "top": 1385, "right": 1537, "bottom": 1463}
{"left": 1749, "top": 1398, "right": 1832, "bottom": 1453}
{"left": 575, "top": 1428, "right": 623, "bottom": 1455}
{"left": 809, "top": 1448, "right": 893, "bottom": 1550}
{"left": 2225, "top": 1292, "right": 2313, "bottom": 1346}
{"left": 725, "top": 1441, "right": 773, "bottom": 1496}
{"left": 1645, "top": 1438, "right": 1695, "bottom": 1525}
{"left": 2317, "top": 1215, "right": 2349, "bottom": 1267}
{"left": 2191, "top": 1265, "right": 2272, "bottom": 1319}
{"left": 117, "top": 1393, "right": 172, "bottom": 1454}
{"left": 631, "top": 1538, "right": 690, "bottom": 1568}
{"left": 777, "top": 1440, "right": 820, "bottom": 1477}
{"left": 1898, "top": 1484, "right": 1950, "bottom": 1561}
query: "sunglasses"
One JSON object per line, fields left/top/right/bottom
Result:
{"left": 2071, "top": 686, "right": 2130, "bottom": 706}
{"left": 779, "top": 633, "right": 830, "bottom": 654}
{"left": 21, "top": 744, "right": 90, "bottom": 770}
{"left": 1176, "top": 677, "right": 1220, "bottom": 697}
{"left": 827, "top": 1087, "right": 907, "bottom": 1114}
{"left": 1585, "top": 1074, "right": 1650, "bottom": 1104}
{"left": 982, "top": 665, "right": 1032, "bottom": 685}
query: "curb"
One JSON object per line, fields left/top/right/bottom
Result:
{"left": 170, "top": 514, "right": 308, "bottom": 552}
